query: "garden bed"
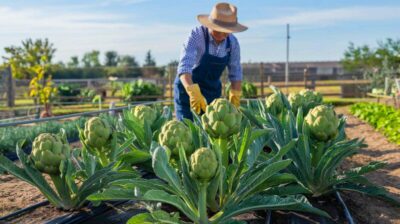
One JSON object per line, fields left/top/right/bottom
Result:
{"left": 336, "top": 106, "right": 400, "bottom": 224}
{"left": 1, "top": 106, "right": 399, "bottom": 224}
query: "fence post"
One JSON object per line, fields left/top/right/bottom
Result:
{"left": 3, "top": 66, "right": 15, "bottom": 107}
{"left": 109, "top": 101, "right": 116, "bottom": 116}
{"left": 259, "top": 63, "right": 264, "bottom": 98}
{"left": 168, "top": 65, "right": 174, "bottom": 101}
{"left": 303, "top": 68, "right": 308, "bottom": 89}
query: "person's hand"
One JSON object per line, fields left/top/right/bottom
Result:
{"left": 185, "top": 84, "right": 207, "bottom": 114}
{"left": 229, "top": 89, "right": 241, "bottom": 108}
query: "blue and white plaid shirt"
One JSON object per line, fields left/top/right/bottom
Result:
{"left": 177, "top": 26, "right": 243, "bottom": 81}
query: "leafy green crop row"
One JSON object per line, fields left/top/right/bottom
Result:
{"left": 350, "top": 103, "right": 400, "bottom": 144}
{"left": 0, "top": 117, "right": 88, "bottom": 154}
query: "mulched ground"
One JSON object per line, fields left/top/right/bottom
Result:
{"left": 0, "top": 108, "right": 399, "bottom": 223}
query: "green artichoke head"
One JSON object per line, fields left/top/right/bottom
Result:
{"left": 201, "top": 98, "right": 242, "bottom": 139}
{"left": 299, "top": 89, "right": 323, "bottom": 104}
{"left": 265, "top": 93, "right": 284, "bottom": 115}
{"left": 131, "top": 105, "right": 157, "bottom": 126}
{"left": 304, "top": 105, "right": 339, "bottom": 142}
{"left": 190, "top": 147, "right": 218, "bottom": 183}
{"left": 83, "top": 117, "right": 112, "bottom": 149}
{"left": 288, "top": 92, "right": 304, "bottom": 114}
{"left": 31, "top": 133, "right": 70, "bottom": 175}
{"left": 158, "top": 120, "right": 193, "bottom": 156}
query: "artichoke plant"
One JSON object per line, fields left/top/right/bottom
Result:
{"left": 80, "top": 116, "right": 115, "bottom": 167}
{"left": 201, "top": 98, "right": 241, "bottom": 167}
{"left": 287, "top": 89, "right": 324, "bottom": 116}
{"left": 131, "top": 105, "right": 157, "bottom": 126}
{"left": 299, "top": 89, "right": 323, "bottom": 114}
{"left": 288, "top": 92, "right": 304, "bottom": 114}
{"left": 190, "top": 147, "right": 218, "bottom": 223}
{"left": 242, "top": 98, "right": 400, "bottom": 205}
{"left": 304, "top": 105, "right": 339, "bottom": 142}
{"left": 158, "top": 120, "right": 193, "bottom": 156}
{"left": 201, "top": 98, "right": 242, "bottom": 139}
{"left": 190, "top": 147, "right": 218, "bottom": 183}
{"left": 0, "top": 129, "right": 137, "bottom": 210}
{"left": 83, "top": 117, "right": 112, "bottom": 149}
{"left": 265, "top": 93, "right": 284, "bottom": 116}
{"left": 201, "top": 98, "right": 242, "bottom": 201}
{"left": 299, "top": 89, "right": 323, "bottom": 104}
{"left": 31, "top": 133, "right": 70, "bottom": 175}
{"left": 91, "top": 127, "right": 330, "bottom": 224}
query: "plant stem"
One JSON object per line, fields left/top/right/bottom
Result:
{"left": 50, "top": 175, "right": 72, "bottom": 209}
{"left": 217, "top": 138, "right": 229, "bottom": 168}
{"left": 311, "top": 142, "right": 325, "bottom": 167}
{"left": 97, "top": 151, "right": 109, "bottom": 167}
{"left": 199, "top": 182, "right": 209, "bottom": 224}
{"left": 215, "top": 138, "right": 228, "bottom": 207}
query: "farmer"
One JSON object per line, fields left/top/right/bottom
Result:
{"left": 174, "top": 2, "right": 248, "bottom": 121}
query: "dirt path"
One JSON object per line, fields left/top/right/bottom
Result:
{"left": 336, "top": 106, "right": 400, "bottom": 224}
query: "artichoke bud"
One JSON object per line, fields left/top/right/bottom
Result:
{"left": 304, "top": 105, "right": 339, "bottom": 142}
{"left": 288, "top": 93, "right": 304, "bottom": 114}
{"left": 131, "top": 105, "right": 157, "bottom": 126}
{"left": 158, "top": 120, "right": 193, "bottom": 156}
{"left": 201, "top": 98, "right": 242, "bottom": 139}
{"left": 190, "top": 148, "right": 218, "bottom": 183}
{"left": 83, "top": 117, "right": 112, "bottom": 150}
{"left": 299, "top": 89, "right": 323, "bottom": 104}
{"left": 265, "top": 93, "right": 284, "bottom": 115}
{"left": 30, "top": 133, "right": 70, "bottom": 175}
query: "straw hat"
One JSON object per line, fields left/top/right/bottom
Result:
{"left": 197, "top": 2, "right": 247, "bottom": 33}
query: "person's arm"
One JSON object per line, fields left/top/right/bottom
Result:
{"left": 230, "top": 80, "right": 242, "bottom": 91}
{"left": 227, "top": 36, "right": 243, "bottom": 107}
{"left": 177, "top": 27, "right": 199, "bottom": 87}
{"left": 179, "top": 73, "right": 193, "bottom": 88}
{"left": 177, "top": 27, "right": 207, "bottom": 113}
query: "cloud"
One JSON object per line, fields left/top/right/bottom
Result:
{"left": 249, "top": 6, "right": 400, "bottom": 27}
{"left": 0, "top": 5, "right": 191, "bottom": 64}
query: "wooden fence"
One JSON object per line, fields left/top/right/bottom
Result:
{"left": 0, "top": 65, "right": 370, "bottom": 108}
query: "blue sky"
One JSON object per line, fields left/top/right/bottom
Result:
{"left": 0, "top": 0, "right": 399, "bottom": 65}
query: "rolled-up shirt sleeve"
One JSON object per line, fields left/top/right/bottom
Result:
{"left": 227, "top": 37, "right": 243, "bottom": 81}
{"left": 177, "top": 28, "right": 199, "bottom": 76}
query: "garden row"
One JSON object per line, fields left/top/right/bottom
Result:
{"left": 0, "top": 87, "right": 399, "bottom": 224}
{"left": 350, "top": 102, "right": 400, "bottom": 144}
{"left": 0, "top": 117, "right": 87, "bottom": 154}
{"left": 32, "top": 80, "right": 258, "bottom": 105}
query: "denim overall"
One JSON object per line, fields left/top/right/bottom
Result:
{"left": 174, "top": 27, "right": 231, "bottom": 120}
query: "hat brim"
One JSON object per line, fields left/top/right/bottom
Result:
{"left": 197, "top": 14, "right": 248, "bottom": 33}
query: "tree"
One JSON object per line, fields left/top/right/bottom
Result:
{"left": 144, "top": 50, "right": 156, "bottom": 66}
{"left": 341, "top": 38, "right": 400, "bottom": 72}
{"left": 2, "top": 38, "right": 56, "bottom": 79}
{"left": 29, "top": 65, "right": 57, "bottom": 117}
{"left": 67, "top": 56, "right": 80, "bottom": 68}
{"left": 82, "top": 50, "right": 101, "bottom": 67}
{"left": 118, "top": 55, "right": 139, "bottom": 67}
{"left": 168, "top": 60, "right": 179, "bottom": 67}
{"left": 104, "top": 51, "right": 119, "bottom": 66}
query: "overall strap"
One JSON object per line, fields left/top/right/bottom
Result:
{"left": 226, "top": 35, "right": 231, "bottom": 58}
{"left": 202, "top": 26, "right": 209, "bottom": 54}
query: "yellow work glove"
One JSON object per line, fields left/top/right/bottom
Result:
{"left": 185, "top": 84, "right": 207, "bottom": 114}
{"left": 229, "top": 89, "right": 241, "bottom": 108}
